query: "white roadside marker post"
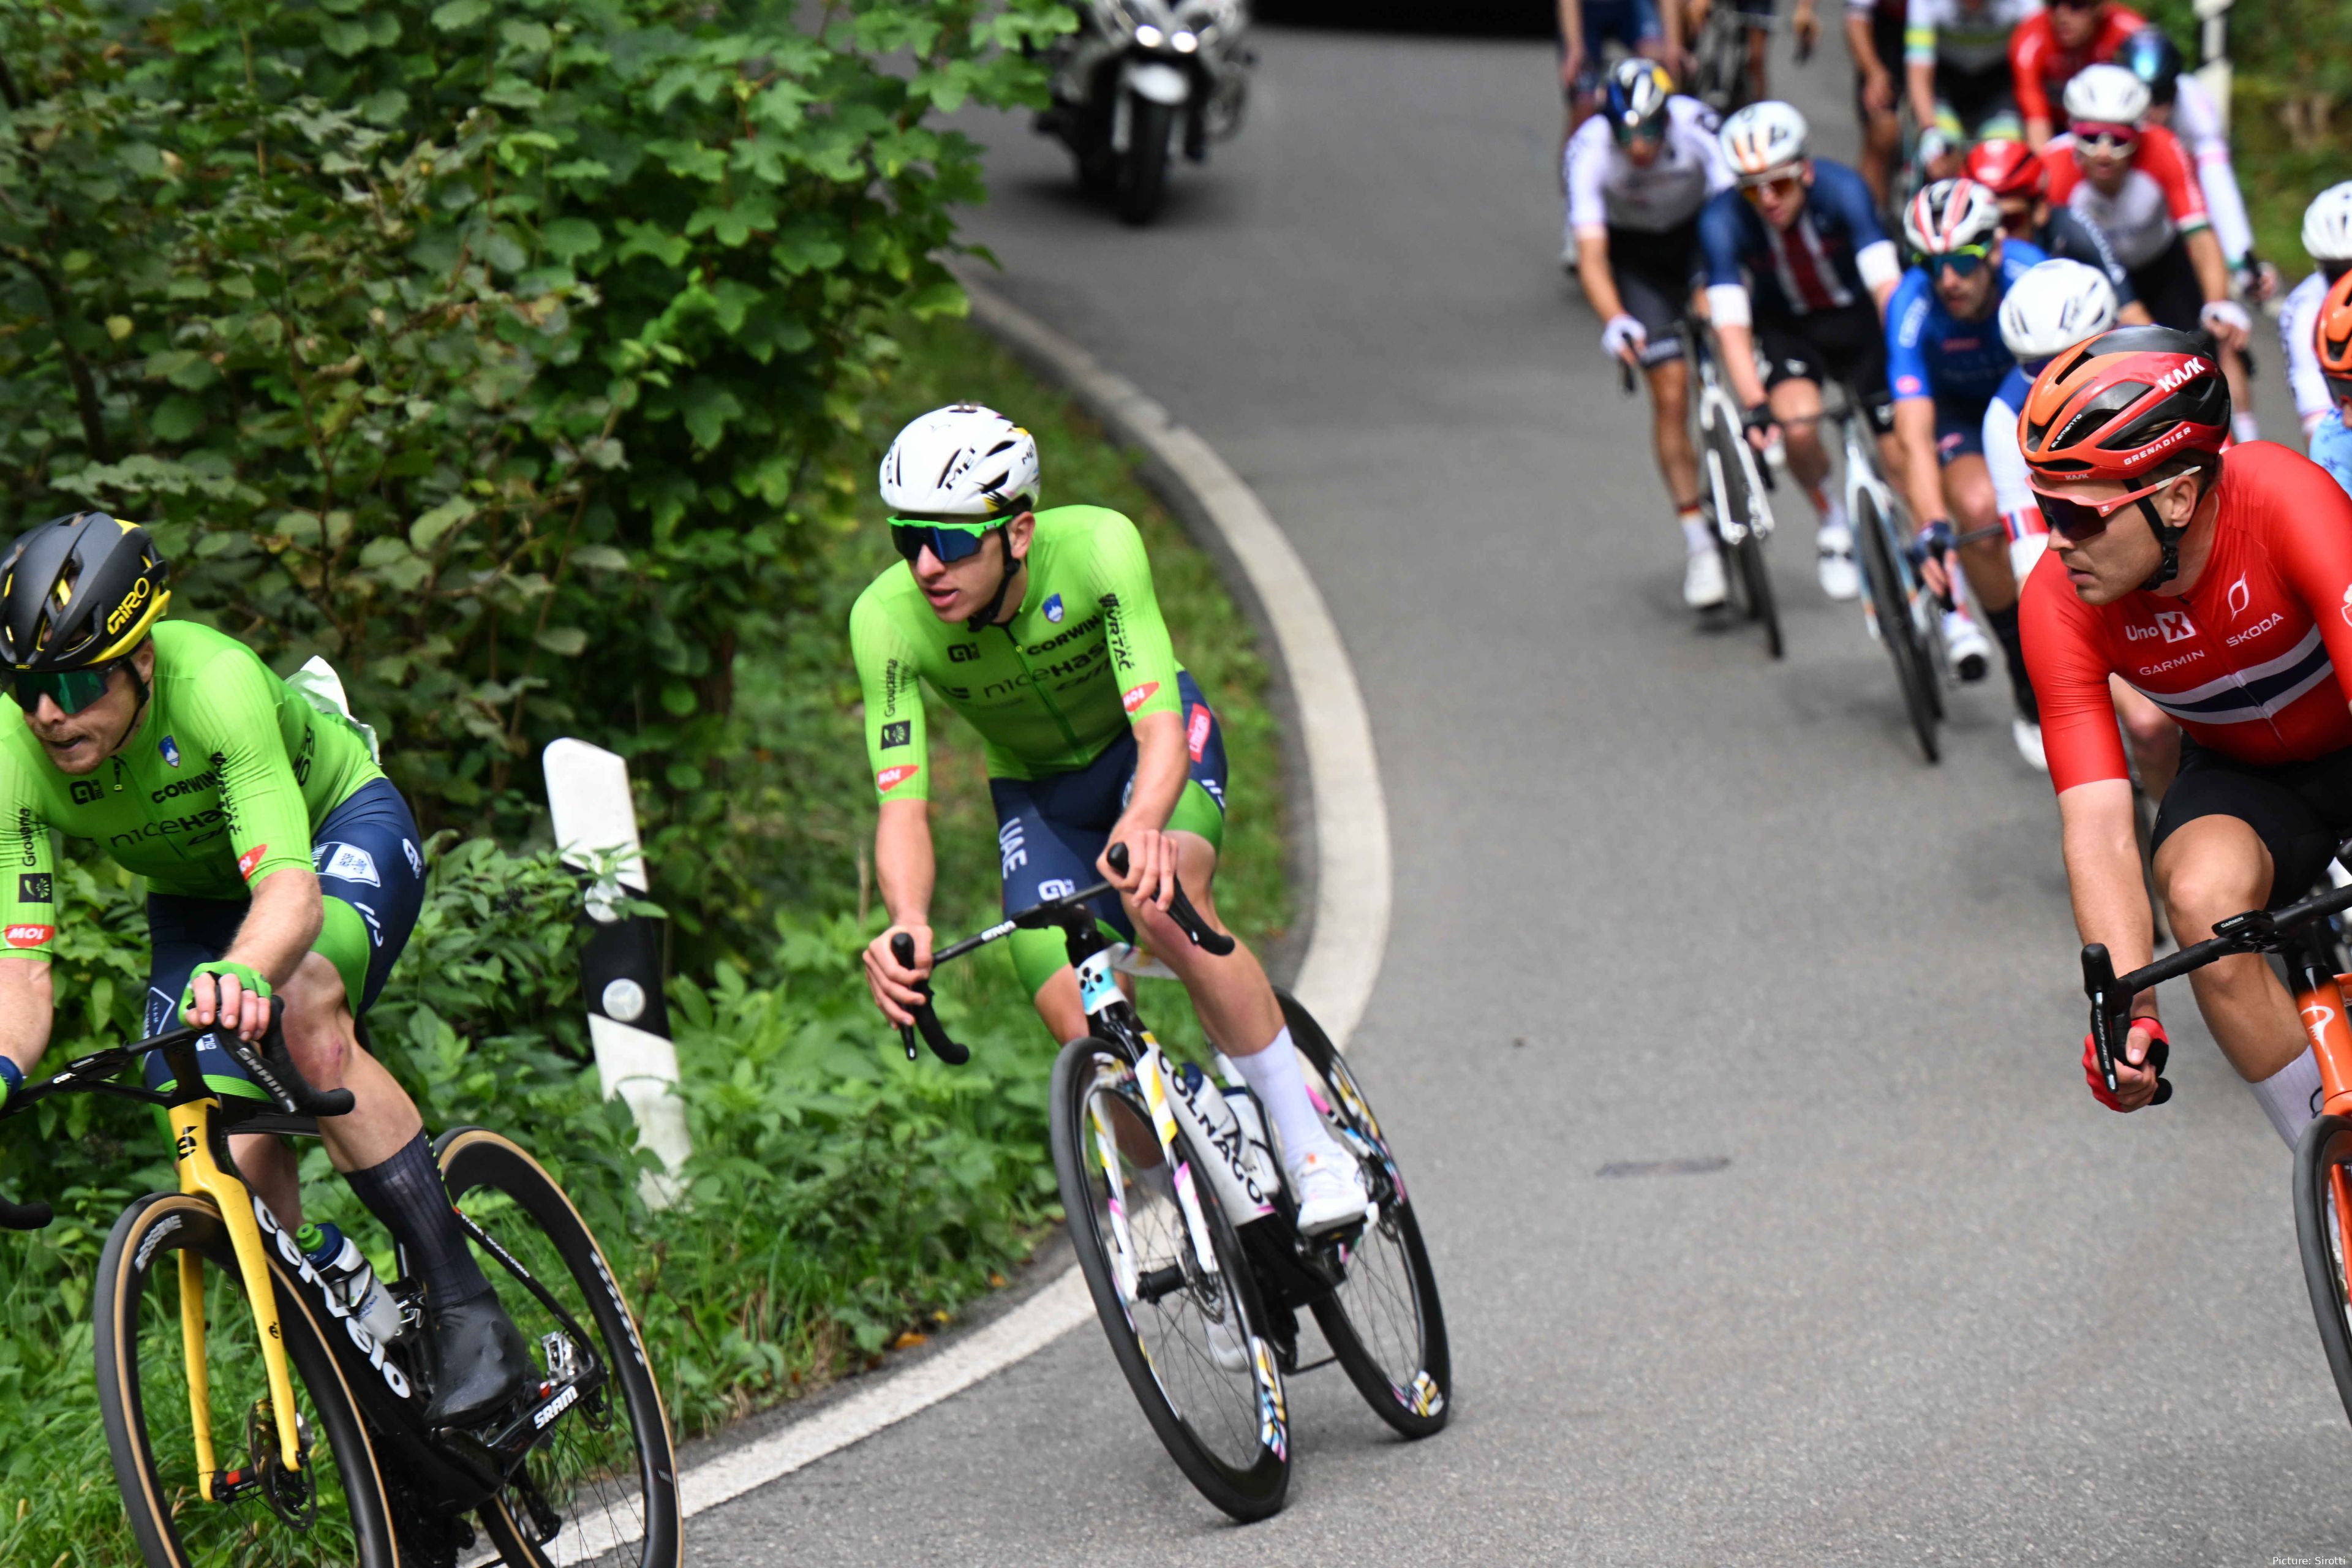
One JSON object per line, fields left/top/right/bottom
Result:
{"left": 543, "top": 738, "right": 689, "bottom": 1208}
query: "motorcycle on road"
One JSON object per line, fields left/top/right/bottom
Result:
{"left": 1034, "top": 0, "right": 1254, "bottom": 225}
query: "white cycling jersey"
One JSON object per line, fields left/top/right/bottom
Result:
{"left": 2166, "top": 75, "right": 2254, "bottom": 266}
{"left": 1565, "top": 96, "right": 1733, "bottom": 239}
{"left": 1983, "top": 386, "right": 2042, "bottom": 569}
{"left": 2282, "top": 269, "right": 2334, "bottom": 431}
{"left": 1904, "top": 0, "right": 2041, "bottom": 75}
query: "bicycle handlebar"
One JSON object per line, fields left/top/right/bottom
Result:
{"left": 2079, "top": 878, "right": 2352, "bottom": 1094}
{"left": 214, "top": 999, "right": 357, "bottom": 1120}
{"left": 1104, "top": 843, "right": 1236, "bottom": 957}
{"left": 889, "top": 932, "right": 970, "bottom": 1067}
{"left": 0, "top": 1197, "right": 51, "bottom": 1231}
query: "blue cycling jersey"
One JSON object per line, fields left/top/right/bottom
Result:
{"left": 1887, "top": 239, "right": 2048, "bottom": 410}
{"left": 2313, "top": 412, "right": 2352, "bottom": 499}
{"left": 1697, "top": 158, "right": 1891, "bottom": 319}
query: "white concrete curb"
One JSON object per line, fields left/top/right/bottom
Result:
{"left": 669, "top": 274, "right": 1394, "bottom": 1534}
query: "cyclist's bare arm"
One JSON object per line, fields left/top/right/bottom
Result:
{"left": 0, "top": 959, "right": 54, "bottom": 1076}
{"left": 1104, "top": 709, "right": 1189, "bottom": 909}
{"left": 1558, "top": 0, "right": 1586, "bottom": 83}
{"left": 865, "top": 797, "right": 937, "bottom": 1025}
{"left": 1847, "top": 12, "right": 1893, "bottom": 110}
{"left": 1577, "top": 232, "right": 1630, "bottom": 334}
{"left": 187, "top": 867, "right": 325, "bottom": 1042}
{"left": 1906, "top": 57, "right": 1939, "bottom": 129}
{"left": 1893, "top": 398, "right": 1947, "bottom": 527}
{"left": 2059, "top": 777, "right": 2166, "bottom": 1102}
{"left": 2184, "top": 228, "right": 2245, "bottom": 345}
{"left": 1714, "top": 320, "right": 1770, "bottom": 409}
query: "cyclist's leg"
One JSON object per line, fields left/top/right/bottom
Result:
{"left": 1611, "top": 232, "right": 1702, "bottom": 531}
{"left": 1738, "top": 0, "right": 1773, "bottom": 101}
{"left": 2150, "top": 750, "right": 2352, "bottom": 1140}
{"left": 1936, "top": 414, "right": 2037, "bottom": 715}
{"left": 1853, "top": 9, "right": 1905, "bottom": 204}
{"left": 990, "top": 750, "right": 1136, "bottom": 1044}
{"left": 1756, "top": 320, "right": 1833, "bottom": 492}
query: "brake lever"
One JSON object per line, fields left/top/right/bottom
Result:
{"left": 1105, "top": 843, "right": 1237, "bottom": 957}
{"left": 2082, "top": 944, "right": 2125, "bottom": 1094}
{"left": 214, "top": 998, "right": 356, "bottom": 1119}
{"left": 889, "top": 932, "right": 970, "bottom": 1066}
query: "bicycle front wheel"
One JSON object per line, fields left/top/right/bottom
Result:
{"left": 435, "top": 1128, "right": 682, "bottom": 1568}
{"left": 94, "top": 1191, "right": 398, "bottom": 1568}
{"left": 1853, "top": 487, "right": 1940, "bottom": 763}
{"left": 1281, "top": 995, "right": 1452, "bottom": 1439}
{"left": 2294, "top": 1114, "right": 2352, "bottom": 1427}
{"left": 1049, "top": 1038, "right": 1291, "bottom": 1520}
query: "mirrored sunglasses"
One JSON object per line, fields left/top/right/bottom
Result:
{"left": 11, "top": 663, "right": 119, "bottom": 716}
{"left": 889, "top": 519, "right": 997, "bottom": 567}
{"left": 2073, "top": 124, "right": 2139, "bottom": 156}
{"left": 2027, "top": 473, "right": 2175, "bottom": 541}
{"left": 1740, "top": 173, "right": 1803, "bottom": 204}
{"left": 1929, "top": 244, "right": 1992, "bottom": 277}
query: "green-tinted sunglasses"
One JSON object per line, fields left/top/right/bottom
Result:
{"left": 12, "top": 662, "right": 121, "bottom": 715}
{"left": 889, "top": 517, "right": 1000, "bottom": 566}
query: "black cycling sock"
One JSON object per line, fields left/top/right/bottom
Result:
{"left": 343, "top": 1131, "right": 491, "bottom": 1310}
{"left": 1986, "top": 601, "right": 2038, "bottom": 723}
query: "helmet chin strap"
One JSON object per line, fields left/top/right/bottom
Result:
{"left": 104, "top": 657, "right": 152, "bottom": 760}
{"left": 964, "top": 529, "right": 1026, "bottom": 631}
{"left": 2135, "top": 494, "right": 2188, "bottom": 592}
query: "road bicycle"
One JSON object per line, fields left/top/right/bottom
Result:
{"left": 891, "top": 845, "right": 1449, "bottom": 1520}
{"left": 1819, "top": 393, "right": 1950, "bottom": 762}
{"left": 2079, "top": 877, "right": 2352, "bottom": 1430}
{"left": 0, "top": 1003, "right": 680, "bottom": 1567}
{"left": 1630, "top": 328, "right": 1782, "bottom": 657}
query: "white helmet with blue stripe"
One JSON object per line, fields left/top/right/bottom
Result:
{"left": 1719, "top": 101, "right": 1808, "bottom": 183}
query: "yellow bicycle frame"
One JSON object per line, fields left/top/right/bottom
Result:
{"left": 168, "top": 1095, "right": 303, "bottom": 1498}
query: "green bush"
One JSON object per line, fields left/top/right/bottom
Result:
{"left": 0, "top": 0, "right": 1069, "bottom": 960}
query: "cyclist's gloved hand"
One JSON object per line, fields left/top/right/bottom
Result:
{"left": 2081, "top": 1016, "right": 2171, "bottom": 1111}
{"left": 1600, "top": 314, "right": 1648, "bottom": 364}
{"left": 181, "top": 960, "right": 270, "bottom": 1028}
{"left": 2199, "top": 298, "right": 2252, "bottom": 340}
{"left": 1909, "top": 518, "right": 1956, "bottom": 570}
{"left": 0, "top": 1055, "right": 20, "bottom": 1112}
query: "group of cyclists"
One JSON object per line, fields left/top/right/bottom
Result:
{"left": 1566, "top": 4, "right": 2352, "bottom": 1179}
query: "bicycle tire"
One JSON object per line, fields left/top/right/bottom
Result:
{"left": 94, "top": 1189, "right": 399, "bottom": 1568}
{"left": 1702, "top": 432, "right": 1750, "bottom": 619}
{"left": 435, "top": 1128, "right": 682, "bottom": 1568}
{"left": 1736, "top": 526, "right": 1784, "bottom": 659}
{"left": 1117, "top": 98, "right": 1174, "bottom": 225}
{"left": 1702, "top": 406, "right": 1784, "bottom": 658}
{"left": 1279, "top": 995, "right": 1452, "bottom": 1440}
{"left": 2294, "top": 1114, "right": 2352, "bottom": 1428}
{"left": 1049, "top": 1038, "right": 1290, "bottom": 1520}
{"left": 1853, "top": 486, "right": 1940, "bottom": 763}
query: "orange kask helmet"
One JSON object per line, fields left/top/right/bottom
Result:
{"left": 2318, "top": 268, "right": 2352, "bottom": 410}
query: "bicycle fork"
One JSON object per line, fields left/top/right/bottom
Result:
{"left": 170, "top": 1097, "right": 305, "bottom": 1496}
{"left": 2290, "top": 951, "right": 2352, "bottom": 1288}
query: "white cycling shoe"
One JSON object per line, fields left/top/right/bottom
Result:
{"left": 1292, "top": 1149, "right": 1371, "bottom": 1237}
{"left": 2013, "top": 717, "right": 2047, "bottom": 771}
{"left": 1942, "top": 609, "right": 1991, "bottom": 682}
{"left": 1816, "top": 527, "right": 1860, "bottom": 601}
{"left": 1684, "top": 548, "right": 1728, "bottom": 610}
{"left": 1205, "top": 1303, "right": 1253, "bottom": 1373}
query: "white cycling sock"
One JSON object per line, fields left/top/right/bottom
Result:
{"left": 1679, "top": 510, "right": 1711, "bottom": 556}
{"left": 2251, "top": 1047, "right": 2324, "bottom": 1150}
{"left": 2233, "top": 411, "right": 2261, "bottom": 445}
{"left": 1229, "top": 1027, "right": 1341, "bottom": 1168}
{"left": 1816, "top": 492, "right": 1849, "bottom": 542}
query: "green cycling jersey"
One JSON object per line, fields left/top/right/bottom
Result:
{"left": 0, "top": 619, "right": 383, "bottom": 956}
{"left": 850, "top": 505, "right": 1185, "bottom": 799}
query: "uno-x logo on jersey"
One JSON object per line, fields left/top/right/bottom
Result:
{"left": 2155, "top": 609, "right": 2196, "bottom": 644}
{"left": 3, "top": 924, "right": 51, "bottom": 948}
{"left": 875, "top": 764, "right": 920, "bottom": 794}
{"left": 1121, "top": 682, "right": 1161, "bottom": 715}
{"left": 2228, "top": 575, "right": 2252, "bottom": 619}
{"left": 236, "top": 843, "right": 268, "bottom": 880}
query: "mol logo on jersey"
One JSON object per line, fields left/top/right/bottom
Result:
{"left": 236, "top": 843, "right": 269, "bottom": 880}
{"left": 4, "top": 924, "right": 52, "bottom": 948}
{"left": 875, "top": 764, "right": 920, "bottom": 794}
{"left": 1121, "top": 682, "right": 1161, "bottom": 714}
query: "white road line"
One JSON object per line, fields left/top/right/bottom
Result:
{"left": 666, "top": 274, "right": 1393, "bottom": 1529}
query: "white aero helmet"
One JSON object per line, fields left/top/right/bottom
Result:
{"left": 2062, "top": 64, "right": 2152, "bottom": 130}
{"left": 878, "top": 404, "right": 1041, "bottom": 521}
{"left": 1902, "top": 178, "right": 2004, "bottom": 257}
{"left": 1719, "top": 101, "right": 1809, "bottom": 181}
{"left": 2303, "top": 181, "right": 2352, "bottom": 262}
{"left": 1998, "top": 257, "right": 2119, "bottom": 361}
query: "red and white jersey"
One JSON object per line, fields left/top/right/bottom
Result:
{"left": 2024, "top": 442, "right": 2352, "bottom": 794}
{"left": 2043, "top": 123, "right": 2209, "bottom": 271}
{"left": 2008, "top": 4, "right": 2143, "bottom": 128}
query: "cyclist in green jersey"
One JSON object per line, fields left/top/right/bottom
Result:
{"left": 853, "top": 405, "right": 1370, "bottom": 1234}
{"left": 0, "top": 514, "right": 533, "bottom": 1427}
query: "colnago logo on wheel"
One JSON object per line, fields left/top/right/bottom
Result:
{"left": 251, "top": 1197, "right": 412, "bottom": 1400}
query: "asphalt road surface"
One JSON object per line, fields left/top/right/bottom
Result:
{"left": 695, "top": 23, "right": 2352, "bottom": 1565}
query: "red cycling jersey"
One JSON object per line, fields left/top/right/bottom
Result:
{"left": 2041, "top": 124, "right": 2209, "bottom": 271}
{"left": 2024, "top": 441, "right": 2352, "bottom": 794}
{"left": 2009, "top": 4, "right": 2145, "bottom": 130}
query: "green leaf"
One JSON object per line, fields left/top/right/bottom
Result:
{"left": 430, "top": 0, "right": 489, "bottom": 28}
{"left": 535, "top": 626, "right": 588, "bottom": 657}
{"left": 320, "top": 16, "right": 374, "bottom": 55}
{"left": 571, "top": 544, "right": 631, "bottom": 571}
{"left": 149, "top": 396, "right": 205, "bottom": 443}
{"left": 541, "top": 217, "right": 602, "bottom": 263}
{"left": 660, "top": 681, "right": 696, "bottom": 717}
{"left": 409, "top": 499, "right": 476, "bottom": 552}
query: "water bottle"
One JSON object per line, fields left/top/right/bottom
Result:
{"left": 298, "top": 1222, "right": 409, "bottom": 1345}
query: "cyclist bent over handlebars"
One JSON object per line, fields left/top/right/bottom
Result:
{"left": 852, "top": 405, "right": 1370, "bottom": 1237}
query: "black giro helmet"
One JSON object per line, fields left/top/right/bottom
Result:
{"left": 2117, "top": 27, "right": 2185, "bottom": 107}
{"left": 0, "top": 513, "right": 171, "bottom": 673}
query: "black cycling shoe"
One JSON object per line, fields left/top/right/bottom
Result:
{"left": 423, "top": 1293, "right": 535, "bottom": 1428}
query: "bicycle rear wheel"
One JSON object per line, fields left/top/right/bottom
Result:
{"left": 1702, "top": 409, "right": 1782, "bottom": 658}
{"left": 94, "top": 1190, "right": 398, "bottom": 1568}
{"left": 1280, "top": 995, "right": 1451, "bottom": 1439}
{"left": 1853, "top": 486, "right": 1940, "bottom": 763}
{"left": 1049, "top": 1038, "right": 1290, "bottom": 1520}
{"left": 435, "top": 1128, "right": 681, "bottom": 1568}
{"left": 2294, "top": 1114, "right": 2352, "bottom": 1427}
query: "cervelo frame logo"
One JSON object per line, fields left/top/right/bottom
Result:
{"left": 251, "top": 1196, "right": 413, "bottom": 1400}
